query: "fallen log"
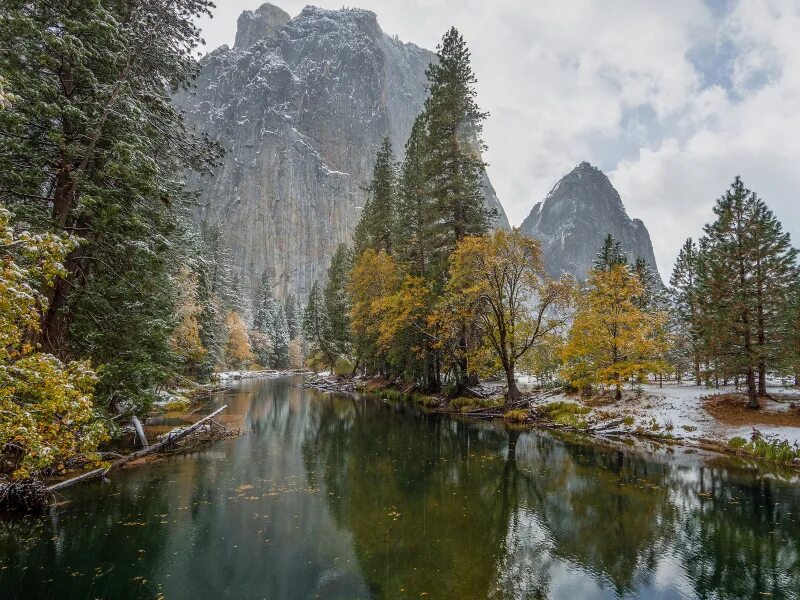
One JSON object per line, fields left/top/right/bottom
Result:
{"left": 47, "top": 405, "right": 228, "bottom": 493}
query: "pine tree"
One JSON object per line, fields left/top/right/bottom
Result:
{"left": 422, "top": 27, "right": 493, "bottom": 288}
{"left": 696, "top": 177, "right": 761, "bottom": 406}
{"left": 670, "top": 238, "right": 703, "bottom": 384}
{"left": 324, "top": 244, "right": 352, "bottom": 357}
{"left": 272, "top": 304, "right": 291, "bottom": 369}
{"left": 284, "top": 294, "right": 302, "bottom": 340}
{"left": 303, "top": 281, "right": 334, "bottom": 369}
{"left": 782, "top": 283, "right": 800, "bottom": 386}
{"left": 0, "top": 0, "right": 219, "bottom": 410}
{"left": 594, "top": 234, "right": 628, "bottom": 272}
{"left": 354, "top": 137, "right": 397, "bottom": 256}
{"left": 395, "top": 115, "right": 434, "bottom": 278}
{"left": 748, "top": 198, "right": 798, "bottom": 395}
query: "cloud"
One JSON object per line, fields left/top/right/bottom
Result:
{"left": 197, "top": 0, "right": 800, "bottom": 277}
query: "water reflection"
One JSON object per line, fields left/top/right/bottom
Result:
{"left": 0, "top": 377, "right": 798, "bottom": 599}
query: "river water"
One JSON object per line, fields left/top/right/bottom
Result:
{"left": 1, "top": 376, "right": 799, "bottom": 599}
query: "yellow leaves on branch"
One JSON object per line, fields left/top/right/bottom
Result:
{"left": 444, "top": 229, "right": 574, "bottom": 383}
{"left": 561, "top": 264, "right": 668, "bottom": 395}
{"left": 170, "top": 266, "right": 207, "bottom": 370}
{"left": 225, "top": 311, "right": 254, "bottom": 369}
{"left": 0, "top": 205, "right": 106, "bottom": 480}
{"left": 349, "top": 249, "right": 432, "bottom": 358}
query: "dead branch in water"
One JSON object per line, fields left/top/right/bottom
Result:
{"left": 47, "top": 405, "right": 229, "bottom": 494}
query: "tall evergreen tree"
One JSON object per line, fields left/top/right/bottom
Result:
{"left": 748, "top": 198, "right": 798, "bottom": 395}
{"left": 0, "top": 0, "right": 219, "bottom": 409}
{"left": 395, "top": 115, "right": 434, "bottom": 278}
{"left": 272, "top": 304, "right": 291, "bottom": 369}
{"left": 422, "top": 27, "right": 493, "bottom": 288}
{"left": 284, "top": 293, "right": 302, "bottom": 340}
{"left": 324, "top": 244, "right": 352, "bottom": 357}
{"left": 670, "top": 238, "right": 703, "bottom": 384}
{"left": 697, "top": 178, "right": 761, "bottom": 407}
{"left": 354, "top": 137, "right": 397, "bottom": 256}
{"left": 594, "top": 234, "right": 628, "bottom": 272}
{"left": 303, "top": 281, "right": 334, "bottom": 368}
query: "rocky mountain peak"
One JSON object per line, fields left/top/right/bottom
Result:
{"left": 521, "top": 162, "right": 661, "bottom": 282}
{"left": 234, "top": 3, "right": 291, "bottom": 49}
{"left": 177, "top": 3, "right": 509, "bottom": 300}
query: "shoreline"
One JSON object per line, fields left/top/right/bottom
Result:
{"left": 302, "top": 375, "right": 800, "bottom": 472}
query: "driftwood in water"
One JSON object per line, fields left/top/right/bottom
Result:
{"left": 131, "top": 415, "right": 149, "bottom": 448}
{"left": 47, "top": 405, "right": 228, "bottom": 493}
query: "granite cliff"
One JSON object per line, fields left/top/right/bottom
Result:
{"left": 176, "top": 3, "right": 508, "bottom": 299}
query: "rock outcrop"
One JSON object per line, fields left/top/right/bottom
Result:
{"left": 520, "top": 162, "right": 661, "bottom": 282}
{"left": 177, "top": 3, "right": 508, "bottom": 299}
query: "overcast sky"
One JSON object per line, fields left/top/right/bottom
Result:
{"left": 197, "top": 0, "right": 800, "bottom": 276}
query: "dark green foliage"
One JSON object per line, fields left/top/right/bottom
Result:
{"left": 354, "top": 137, "right": 397, "bottom": 256}
{"left": 395, "top": 115, "right": 434, "bottom": 279}
{"left": 303, "top": 280, "right": 334, "bottom": 368}
{"left": 694, "top": 177, "right": 798, "bottom": 406}
{"left": 422, "top": 27, "right": 493, "bottom": 288}
{"left": 670, "top": 238, "right": 703, "bottom": 383}
{"left": 594, "top": 234, "right": 628, "bottom": 271}
{"left": 0, "top": 0, "right": 220, "bottom": 411}
{"left": 324, "top": 244, "right": 352, "bottom": 357}
{"left": 285, "top": 293, "right": 302, "bottom": 340}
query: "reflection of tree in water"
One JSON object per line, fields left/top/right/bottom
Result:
{"left": 305, "top": 391, "right": 800, "bottom": 600}
{"left": 492, "top": 432, "right": 674, "bottom": 597}
{"left": 303, "top": 394, "right": 529, "bottom": 599}
{"left": 678, "top": 465, "right": 800, "bottom": 599}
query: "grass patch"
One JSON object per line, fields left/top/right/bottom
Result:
{"left": 504, "top": 409, "right": 529, "bottom": 423}
{"left": 622, "top": 416, "right": 635, "bottom": 426}
{"left": 541, "top": 402, "right": 591, "bottom": 429}
{"left": 727, "top": 435, "right": 800, "bottom": 465}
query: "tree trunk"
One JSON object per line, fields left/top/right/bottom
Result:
{"left": 758, "top": 362, "right": 767, "bottom": 397}
{"left": 505, "top": 368, "right": 520, "bottom": 404}
{"left": 694, "top": 359, "right": 701, "bottom": 386}
{"left": 746, "top": 367, "right": 759, "bottom": 409}
{"left": 615, "top": 383, "right": 622, "bottom": 401}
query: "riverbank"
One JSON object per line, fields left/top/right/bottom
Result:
{"left": 303, "top": 375, "right": 800, "bottom": 469}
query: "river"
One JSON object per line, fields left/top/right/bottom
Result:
{"left": 1, "top": 376, "right": 799, "bottom": 599}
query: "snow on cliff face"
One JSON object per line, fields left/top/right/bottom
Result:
{"left": 176, "top": 3, "right": 509, "bottom": 300}
{"left": 520, "top": 162, "right": 661, "bottom": 282}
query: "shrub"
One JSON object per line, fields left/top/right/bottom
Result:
{"left": 541, "top": 402, "right": 590, "bottom": 429}
{"left": 333, "top": 356, "right": 354, "bottom": 377}
{"left": 504, "top": 410, "right": 529, "bottom": 423}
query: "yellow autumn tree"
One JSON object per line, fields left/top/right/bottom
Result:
{"left": 0, "top": 205, "right": 106, "bottom": 479}
{"left": 446, "top": 230, "right": 574, "bottom": 402}
{"left": 348, "top": 249, "right": 401, "bottom": 376}
{"left": 170, "top": 265, "right": 206, "bottom": 377}
{"left": 561, "top": 264, "right": 668, "bottom": 400}
{"left": 225, "top": 311, "right": 254, "bottom": 370}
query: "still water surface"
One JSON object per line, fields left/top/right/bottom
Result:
{"left": 1, "top": 377, "right": 800, "bottom": 599}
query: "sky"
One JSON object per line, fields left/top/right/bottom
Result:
{"left": 196, "top": 0, "right": 800, "bottom": 276}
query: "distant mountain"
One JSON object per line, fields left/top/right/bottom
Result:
{"left": 520, "top": 162, "right": 661, "bottom": 282}
{"left": 175, "top": 3, "right": 508, "bottom": 299}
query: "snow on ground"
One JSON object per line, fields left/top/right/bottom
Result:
{"left": 517, "top": 380, "right": 800, "bottom": 447}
